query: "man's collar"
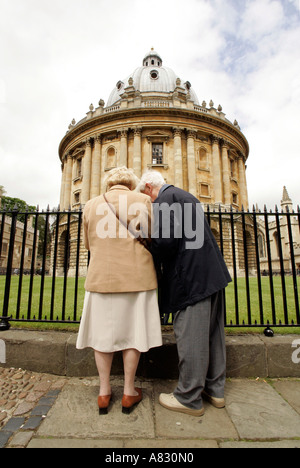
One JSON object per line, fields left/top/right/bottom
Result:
{"left": 158, "top": 184, "right": 172, "bottom": 197}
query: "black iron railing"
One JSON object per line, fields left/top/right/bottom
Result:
{"left": 0, "top": 205, "right": 299, "bottom": 333}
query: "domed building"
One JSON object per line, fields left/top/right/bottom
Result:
{"left": 54, "top": 50, "right": 252, "bottom": 277}
{"left": 59, "top": 49, "right": 249, "bottom": 211}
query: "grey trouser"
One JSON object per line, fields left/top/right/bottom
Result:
{"left": 173, "top": 290, "right": 226, "bottom": 410}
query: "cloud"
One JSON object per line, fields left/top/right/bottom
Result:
{"left": 231, "top": 13, "right": 300, "bottom": 208}
{"left": 239, "top": 0, "right": 285, "bottom": 40}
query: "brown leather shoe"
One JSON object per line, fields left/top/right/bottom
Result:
{"left": 122, "top": 388, "right": 143, "bottom": 414}
{"left": 98, "top": 394, "right": 113, "bottom": 415}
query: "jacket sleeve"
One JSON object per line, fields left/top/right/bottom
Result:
{"left": 151, "top": 199, "right": 181, "bottom": 260}
{"left": 135, "top": 197, "right": 153, "bottom": 251}
{"left": 145, "top": 197, "right": 154, "bottom": 242}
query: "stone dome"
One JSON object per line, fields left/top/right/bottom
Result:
{"left": 107, "top": 49, "right": 200, "bottom": 107}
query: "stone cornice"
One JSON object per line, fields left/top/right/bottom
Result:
{"left": 58, "top": 107, "right": 249, "bottom": 161}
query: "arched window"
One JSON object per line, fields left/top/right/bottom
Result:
{"left": 106, "top": 147, "right": 116, "bottom": 170}
{"left": 74, "top": 191, "right": 81, "bottom": 206}
{"left": 232, "top": 192, "right": 238, "bottom": 206}
{"left": 198, "top": 148, "right": 208, "bottom": 170}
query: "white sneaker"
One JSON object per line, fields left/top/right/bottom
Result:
{"left": 159, "top": 393, "right": 205, "bottom": 417}
{"left": 202, "top": 391, "right": 225, "bottom": 408}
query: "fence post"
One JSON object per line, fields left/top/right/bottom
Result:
{"left": 0, "top": 205, "right": 299, "bottom": 331}
{"left": 263, "top": 205, "right": 276, "bottom": 335}
{"left": 0, "top": 205, "right": 19, "bottom": 331}
{"left": 286, "top": 205, "right": 300, "bottom": 324}
{"left": 252, "top": 205, "right": 264, "bottom": 325}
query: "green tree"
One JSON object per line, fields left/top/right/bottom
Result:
{"left": 0, "top": 189, "right": 50, "bottom": 263}
{"left": 1, "top": 196, "right": 36, "bottom": 223}
{"left": 0, "top": 185, "right": 6, "bottom": 200}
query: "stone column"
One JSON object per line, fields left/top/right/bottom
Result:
{"left": 238, "top": 152, "right": 249, "bottom": 209}
{"left": 59, "top": 161, "right": 66, "bottom": 210}
{"left": 187, "top": 130, "right": 197, "bottom": 197}
{"left": 133, "top": 127, "right": 142, "bottom": 178}
{"left": 81, "top": 138, "right": 92, "bottom": 205}
{"left": 221, "top": 140, "right": 231, "bottom": 206}
{"left": 173, "top": 128, "right": 183, "bottom": 189}
{"left": 63, "top": 153, "right": 73, "bottom": 210}
{"left": 72, "top": 154, "right": 77, "bottom": 181}
{"left": 210, "top": 135, "right": 222, "bottom": 204}
{"left": 119, "top": 128, "right": 128, "bottom": 167}
{"left": 90, "top": 135, "right": 101, "bottom": 199}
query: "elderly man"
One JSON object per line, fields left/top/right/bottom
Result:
{"left": 137, "top": 170, "right": 232, "bottom": 417}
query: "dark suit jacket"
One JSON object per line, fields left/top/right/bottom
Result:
{"left": 151, "top": 185, "right": 232, "bottom": 315}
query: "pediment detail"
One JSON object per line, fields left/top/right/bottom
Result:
{"left": 145, "top": 130, "right": 170, "bottom": 142}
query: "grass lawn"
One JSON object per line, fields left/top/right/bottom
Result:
{"left": 225, "top": 276, "right": 300, "bottom": 334}
{"left": 0, "top": 276, "right": 85, "bottom": 331}
{"left": 0, "top": 275, "right": 299, "bottom": 334}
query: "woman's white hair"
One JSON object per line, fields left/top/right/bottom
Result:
{"left": 136, "top": 170, "right": 165, "bottom": 193}
{"left": 104, "top": 166, "right": 139, "bottom": 191}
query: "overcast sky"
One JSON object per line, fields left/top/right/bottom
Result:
{"left": 0, "top": 0, "right": 299, "bottom": 210}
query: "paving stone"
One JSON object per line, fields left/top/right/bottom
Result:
{"left": 124, "top": 439, "right": 219, "bottom": 448}
{"left": 26, "top": 392, "right": 44, "bottom": 402}
{"left": 31, "top": 405, "right": 51, "bottom": 416}
{"left": 1, "top": 417, "right": 25, "bottom": 432}
{"left": 34, "top": 381, "right": 52, "bottom": 393}
{"left": 13, "top": 401, "right": 35, "bottom": 416}
{"left": 154, "top": 380, "right": 238, "bottom": 440}
{"left": 0, "top": 411, "right": 7, "bottom": 423}
{"left": 0, "top": 431, "right": 13, "bottom": 448}
{"left": 37, "top": 382, "right": 155, "bottom": 440}
{"left": 272, "top": 379, "right": 300, "bottom": 415}
{"left": 23, "top": 416, "right": 43, "bottom": 430}
{"left": 9, "top": 431, "right": 34, "bottom": 447}
{"left": 38, "top": 396, "right": 57, "bottom": 406}
{"left": 46, "top": 389, "right": 62, "bottom": 397}
{"left": 220, "top": 440, "right": 300, "bottom": 448}
{"left": 225, "top": 379, "right": 300, "bottom": 439}
{"left": 28, "top": 438, "right": 124, "bottom": 448}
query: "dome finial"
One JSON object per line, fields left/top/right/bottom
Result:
{"left": 143, "top": 49, "right": 163, "bottom": 67}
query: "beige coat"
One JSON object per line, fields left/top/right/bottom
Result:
{"left": 83, "top": 185, "right": 158, "bottom": 293}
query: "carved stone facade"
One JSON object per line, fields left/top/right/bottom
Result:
{"left": 0, "top": 212, "right": 39, "bottom": 274}
{"left": 59, "top": 50, "right": 249, "bottom": 212}
{"left": 260, "top": 187, "right": 300, "bottom": 274}
{"left": 54, "top": 50, "right": 251, "bottom": 277}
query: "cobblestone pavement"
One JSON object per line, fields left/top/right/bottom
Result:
{"left": 0, "top": 367, "right": 67, "bottom": 448}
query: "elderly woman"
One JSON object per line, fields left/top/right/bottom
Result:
{"left": 76, "top": 167, "right": 162, "bottom": 415}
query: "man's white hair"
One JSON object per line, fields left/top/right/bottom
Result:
{"left": 136, "top": 170, "right": 166, "bottom": 193}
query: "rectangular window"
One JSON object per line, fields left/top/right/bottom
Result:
{"left": 77, "top": 159, "right": 82, "bottom": 178}
{"left": 152, "top": 143, "right": 163, "bottom": 165}
{"left": 200, "top": 183, "right": 210, "bottom": 197}
{"left": 74, "top": 192, "right": 80, "bottom": 205}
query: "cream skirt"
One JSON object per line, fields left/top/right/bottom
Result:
{"left": 76, "top": 290, "right": 163, "bottom": 353}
